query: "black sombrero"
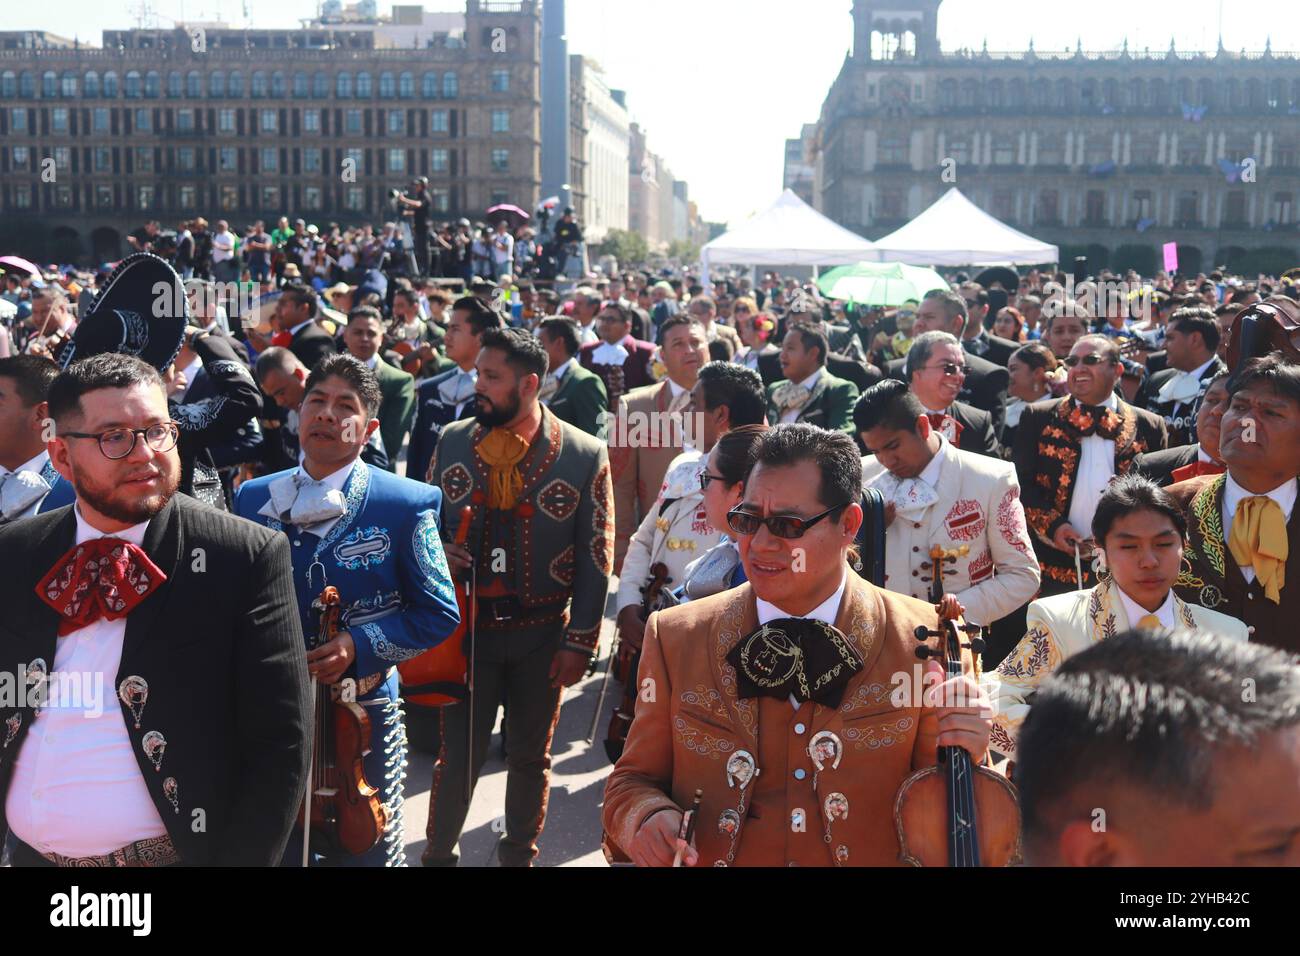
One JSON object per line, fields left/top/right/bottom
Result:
{"left": 58, "top": 252, "right": 188, "bottom": 372}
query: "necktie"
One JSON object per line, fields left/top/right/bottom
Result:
{"left": 0, "top": 469, "right": 51, "bottom": 521}
{"left": 727, "top": 618, "right": 863, "bottom": 709}
{"left": 37, "top": 538, "right": 166, "bottom": 637}
{"left": 268, "top": 471, "right": 348, "bottom": 528}
{"left": 1228, "top": 496, "right": 1288, "bottom": 604}
{"left": 1135, "top": 614, "right": 1162, "bottom": 629}
{"left": 1171, "top": 460, "right": 1225, "bottom": 484}
{"left": 478, "top": 427, "right": 529, "bottom": 510}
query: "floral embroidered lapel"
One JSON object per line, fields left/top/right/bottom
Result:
{"left": 1175, "top": 474, "right": 1231, "bottom": 609}
{"left": 1087, "top": 576, "right": 1197, "bottom": 642}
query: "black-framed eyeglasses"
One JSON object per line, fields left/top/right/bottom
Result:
{"left": 727, "top": 503, "right": 849, "bottom": 539}
{"left": 700, "top": 471, "right": 728, "bottom": 491}
{"left": 1063, "top": 354, "right": 1111, "bottom": 367}
{"left": 60, "top": 422, "right": 180, "bottom": 460}
{"left": 926, "top": 362, "right": 967, "bottom": 376}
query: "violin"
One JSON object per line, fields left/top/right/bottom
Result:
{"left": 603, "top": 561, "right": 672, "bottom": 763}
{"left": 893, "top": 545, "right": 1022, "bottom": 867}
{"left": 299, "top": 587, "right": 388, "bottom": 859}
{"left": 398, "top": 505, "right": 475, "bottom": 708}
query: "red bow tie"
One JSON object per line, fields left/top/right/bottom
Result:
{"left": 37, "top": 538, "right": 166, "bottom": 636}
{"left": 927, "top": 412, "right": 964, "bottom": 446}
{"left": 1171, "top": 460, "right": 1225, "bottom": 484}
{"left": 271, "top": 331, "right": 294, "bottom": 349}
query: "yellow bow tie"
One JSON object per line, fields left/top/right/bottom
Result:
{"left": 1228, "top": 495, "right": 1288, "bottom": 604}
{"left": 1135, "top": 614, "right": 1162, "bottom": 630}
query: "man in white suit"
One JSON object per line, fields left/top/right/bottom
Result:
{"left": 984, "top": 474, "right": 1248, "bottom": 761}
{"left": 856, "top": 379, "right": 1040, "bottom": 628}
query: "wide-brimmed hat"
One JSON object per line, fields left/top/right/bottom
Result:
{"left": 59, "top": 252, "right": 187, "bottom": 372}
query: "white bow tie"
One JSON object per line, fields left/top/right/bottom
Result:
{"left": 263, "top": 471, "right": 348, "bottom": 530}
{"left": 439, "top": 370, "right": 477, "bottom": 407}
{"left": 1157, "top": 371, "right": 1203, "bottom": 405}
{"left": 0, "top": 469, "right": 50, "bottom": 520}
{"left": 871, "top": 472, "right": 939, "bottom": 518}
{"left": 592, "top": 341, "right": 630, "bottom": 365}
{"left": 1004, "top": 399, "right": 1027, "bottom": 429}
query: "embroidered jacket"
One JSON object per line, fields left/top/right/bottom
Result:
{"left": 234, "top": 461, "right": 460, "bottom": 686}
{"left": 984, "top": 575, "right": 1247, "bottom": 758}
{"left": 429, "top": 406, "right": 614, "bottom": 654}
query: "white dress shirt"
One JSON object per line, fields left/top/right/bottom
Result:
{"left": 779, "top": 368, "right": 823, "bottom": 425}
{"left": 1222, "top": 474, "right": 1298, "bottom": 584}
{"left": 176, "top": 352, "right": 203, "bottom": 401}
{"left": 288, "top": 318, "right": 316, "bottom": 338}
{"left": 0, "top": 449, "right": 54, "bottom": 522}
{"left": 6, "top": 508, "right": 169, "bottom": 858}
{"left": 1115, "top": 585, "right": 1176, "bottom": 629}
{"left": 551, "top": 358, "right": 573, "bottom": 384}
{"left": 1066, "top": 393, "right": 1118, "bottom": 539}
{"left": 756, "top": 572, "right": 848, "bottom": 709}
{"left": 576, "top": 321, "right": 600, "bottom": 347}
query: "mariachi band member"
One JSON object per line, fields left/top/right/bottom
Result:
{"left": 1132, "top": 372, "right": 1228, "bottom": 488}
{"left": 1, "top": 353, "right": 311, "bottom": 866}
{"left": 603, "top": 425, "right": 993, "bottom": 866}
{"left": 0, "top": 355, "right": 75, "bottom": 523}
{"left": 1144, "top": 306, "right": 1227, "bottom": 447}
{"left": 423, "top": 327, "right": 613, "bottom": 867}
{"left": 1172, "top": 353, "right": 1300, "bottom": 656}
{"left": 1013, "top": 334, "right": 1167, "bottom": 595}
{"left": 235, "top": 353, "right": 460, "bottom": 866}
{"left": 986, "top": 475, "right": 1247, "bottom": 761}
{"left": 901, "top": 332, "right": 1000, "bottom": 457}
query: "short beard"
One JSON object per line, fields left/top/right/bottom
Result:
{"left": 69, "top": 462, "right": 179, "bottom": 526}
{"left": 474, "top": 391, "right": 521, "bottom": 428}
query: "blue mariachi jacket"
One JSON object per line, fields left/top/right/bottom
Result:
{"left": 233, "top": 461, "right": 460, "bottom": 685}
{"left": 36, "top": 459, "right": 76, "bottom": 514}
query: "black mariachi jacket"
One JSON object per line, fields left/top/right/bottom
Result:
{"left": 0, "top": 495, "right": 311, "bottom": 865}
{"left": 1013, "top": 396, "right": 1168, "bottom": 589}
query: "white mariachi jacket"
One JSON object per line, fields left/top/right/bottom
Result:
{"left": 616, "top": 450, "right": 720, "bottom": 613}
{"left": 860, "top": 440, "right": 1039, "bottom": 627}
{"left": 982, "top": 576, "right": 1249, "bottom": 758}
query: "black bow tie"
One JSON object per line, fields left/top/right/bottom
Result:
{"left": 727, "top": 618, "right": 863, "bottom": 709}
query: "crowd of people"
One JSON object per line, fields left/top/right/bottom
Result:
{"left": 1, "top": 209, "right": 1299, "bottom": 870}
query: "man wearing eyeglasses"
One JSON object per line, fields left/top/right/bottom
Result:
{"left": 901, "top": 332, "right": 999, "bottom": 458}
{"left": 604, "top": 424, "right": 994, "bottom": 866}
{"left": 577, "top": 302, "right": 655, "bottom": 407}
{"left": 0, "top": 352, "right": 311, "bottom": 867}
{"left": 1013, "top": 335, "right": 1168, "bottom": 596}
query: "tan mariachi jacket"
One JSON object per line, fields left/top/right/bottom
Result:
{"left": 603, "top": 573, "right": 979, "bottom": 867}
{"left": 983, "top": 575, "right": 1248, "bottom": 759}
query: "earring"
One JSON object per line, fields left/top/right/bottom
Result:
{"left": 1092, "top": 549, "right": 1109, "bottom": 579}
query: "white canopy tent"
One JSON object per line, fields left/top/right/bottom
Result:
{"left": 870, "top": 188, "right": 1059, "bottom": 267}
{"left": 699, "top": 190, "right": 876, "bottom": 285}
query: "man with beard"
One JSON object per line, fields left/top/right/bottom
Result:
{"left": 0, "top": 353, "right": 310, "bottom": 866}
{"left": 235, "top": 353, "right": 460, "bottom": 866}
{"left": 423, "top": 327, "right": 613, "bottom": 867}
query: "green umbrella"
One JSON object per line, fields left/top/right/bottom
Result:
{"left": 817, "top": 262, "right": 948, "bottom": 306}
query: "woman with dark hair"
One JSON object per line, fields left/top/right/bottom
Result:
{"left": 993, "top": 306, "right": 1026, "bottom": 344}
{"left": 1002, "top": 343, "right": 1060, "bottom": 456}
{"left": 675, "top": 424, "right": 768, "bottom": 602}
{"left": 983, "top": 473, "right": 1248, "bottom": 761}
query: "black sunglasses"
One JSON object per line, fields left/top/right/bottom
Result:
{"left": 700, "top": 471, "right": 728, "bottom": 491}
{"left": 926, "top": 362, "right": 967, "bottom": 376}
{"left": 1063, "top": 354, "right": 1113, "bottom": 367}
{"left": 727, "top": 503, "right": 849, "bottom": 540}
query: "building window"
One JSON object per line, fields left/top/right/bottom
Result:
{"left": 84, "top": 71, "right": 100, "bottom": 97}
{"left": 1176, "top": 191, "right": 1200, "bottom": 226}
{"left": 135, "top": 148, "right": 154, "bottom": 172}
{"left": 261, "top": 185, "right": 279, "bottom": 208}
{"left": 304, "top": 109, "right": 320, "bottom": 133}
{"left": 1132, "top": 190, "right": 1153, "bottom": 220}
{"left": 53, "top": 147, "right": 70, "bottom": 169}
{"left": 54, "top": 185, "right": 72, "bottom": 208}
{"left": 167, "top": 71, "right": 182, "bottom": 97}
{"left": 337, "top": 73, "right": 352, "bottom": 99}
{"left": 177, "top": 109, "right": 195, "bottom": 132}
{"left": 948, "top": 139, "right": 970, "bottom": 166}
{"left": 877, "top": 190, "right": 904, "bottom": 220}
{"left": 380, "top": 72, "right": 396, "bottom": 98}
{"left": 13, "top": 185, "right": 31, "bottom": 209}
{"left": 61, "top": 72, "right": 78, "bottom": 97}
{"left": 491, "top": 148, "right": 509, "bottom": 172}
{"left": 399, "top": 72, "right": 414, "bottom": 98}
{"left": 303, "top": 186, "right": 322, "bottom": 210}
{"left": 1272, "top": 193, "right": 1293, "bottom": 224}
{"left": 431, "top": 109, "right": 449, "bottom": 133}
{"left": 313, "top": 72, "right": 329, "bottom": 98}
{"left": 177, "top": 147, "right": 196, "bottom": 172}
{"left": 94, "top": 147, "right": 112, "bottom": 172}
{"left": 1223, "top": 191, "right": 1247, "bottom": 226}
{"left": 490, "top": 189, "right": 509, "bottom": 205}
{"left": 135, "top": 108, "right": 151, "bottom": 131}
{"left": 994, "top": 142, "right": 1015, "bottom": 165}
{"left": 187, "top": 71, "right": 202, "bottom": 98}
{"left": 42, "top": 71, "right": 57, "bottom": 97}
{"left": 209, "top": 72, "right": 226, "bottom": 98}
{"left": 21, "top": 71, "right": 36, "bottom": 97}
{"left": 180, "top": 185, "right": 196, "bottom": 208}
{"left": 303, "top": 148, "right": 322, "bottom": 172}
{"left": 93, "top": 107, "right": 110, "bottom": 133}
{"left": 261, "top": 109, "right": 278, "bottom": 132}
{"left": 491, "top": 70, "right": 510, "bottom": 93}
{"left": 388, "top": 110, "right": 405, "bottom": 134}
{"left": 291, "top": 72, "right": 309, "bottom": 98}
{"left": 1037, "top": 190, "right": 1060, "bottom": 224}
{"left": 11, "top": 109, "right": 26, "bottom": 133}
{"left": 219, "top": 148, "right": 237, "bottom": 171}
{"left": 345, "top": 187, "right": 365, "bottom": 211}
{"left": 345, "top": 148, "right": 363, "bottom": 170}
{"left": 51, "top": 108, "right": 69, "bottom": 133}
{"left": 12, "top": 146, "right": 28, "bottom": 167}
{"left": 0, "top": 71, "right": 15, "bottom": 97}
{"left": 357, "top": 72, "right": 373, "bottom": 97}
{"left": 345, "top": 109, "right": 362, "bottom": 134}
{"left": 431, "top": 149, "right": 449, "bottom": 173}
{"left": 271, "top": 72, "right": 286, "bottom": 98}
{"left": 443, "top": 72, "right": 458, "bottom": 98}
{"left": 492, "top": 110, "right": 510, "bottom": 133}
{"left": 388, "top": 148, "right": 405, "bottom": 173}
{"left": 220, "top": 185, "right": 238, "bottom": 210}
{"left": 145, "top": 71, "right": 160, "bottom": 98}
{"left": 252, "top": 71, "right": 268, "bottom": 98}
{"left": 261, "top": 147, "right": 278, "bottom": 173}
{"left": 136, "top": 184, "right": 153, "bottom": 209}
{"left": 1084, "top": 190, "right": 1106, "bottom": 225}
{"left": 432, "top": 188, "right": 450, "bottom": 212}
{"left": 422, "top": 72, "right": 439, "bottom": 99}
{"left": 228, "top": 71, "right": 243, "bottom": 97}
{"left": 218, "top": 109, "right": 236, "bottom": 133}
{"left": 878, "top": 134, "right": 907, "bottom": 165}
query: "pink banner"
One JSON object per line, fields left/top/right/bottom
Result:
{"left": 1162, "top": 242, "right": 1178, "bottom": 273}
